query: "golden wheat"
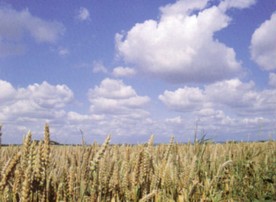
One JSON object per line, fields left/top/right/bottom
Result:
{"left": 0, "top": 126, "right": 275, "bottom": 201}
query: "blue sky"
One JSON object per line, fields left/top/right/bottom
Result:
{"left": 0, "top": 0, "right": 276, "bottom": 144}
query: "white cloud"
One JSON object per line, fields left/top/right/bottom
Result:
{"left": 115, "top": 0, "right": 251, "bottom": 83}
{"left": 165, "top": 116, "right": 183, "bottom": 124}
{"left": 89, "top": 78, "right": 136, "bottom": 99}
{"left": 0, "top": 80, "right": 75, "bottom": 143}
{"left": 83, "top": 78, "right": 154, "bottom": 140}
{"left": 269, "top": 73, "right": 276, "bottom": 87}
{"left": 0, "top": 6, "right": 64, "bottom": 57}
{"left": 250, "top": 13, "right": 276, "bottom": 71}
{"left": 205, "top": 79, "right": 276, "bottom": 115}
{"left": 0, "top": 81, "right": 73, "bottom": 118}
{"left": 21, "top": 81, "right": 73, "bottom": 108}
{"left": 204, "top": 79, "right": 255, "bottom": 108}
{"left": 112, "top": 66, "right": 136, "bottom": 77}
{"left": 194, "top": 108, "right": 234, "bottom": 129}
{"left": 219, "top": 0, "right": 256, "bottom": 11}
{"left": 0, "top": 79, "right": 154, "bottom": 144}
{"left": 159, "top": 87, "right": 205, "bottom": 111}
{"left": 67, "top": 111, "right": 104, "bottom": 122}
{"left": 158, "top": 77, "right": 275, "bottom": 137}
{"left": 1, "top": 78, "right": 275, "bottom": 144}
{"left": 159, "top": 78, "right": 276, "bottom": 116}
{"left": 159, "top": 0, "right": 208, "bottom": 16}
{"left": 77, "top": 7, "right": 90, "bottom": 21}
{"left": 0, "top": 80, "right": 16, "bottom": 103}
{"left": 88, "top": 78, "right": 150, "bottom": 114}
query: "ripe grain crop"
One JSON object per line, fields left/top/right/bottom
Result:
{"left": 0, "top": 125, "right": 275, "bottom": 201}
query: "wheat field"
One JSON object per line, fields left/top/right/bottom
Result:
{"left": 0, "top": 124, "right": 275, "bottom": 201}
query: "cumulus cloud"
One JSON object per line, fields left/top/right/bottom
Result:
{"left": 250, "top": 13, "right": 276, "bottom": 71}
{"left": 206, "top": 80, "right": 276, "bottom": 115}
{"left": 159, "top": 87, "right": 206, "bottom": 112}
{"left": 88, "top": 78, "right": 150, "bottom": 114}
{"left": 159, "top": 78, "right": 276, "bottom": 116}
{"left": 204, "top": 79, "right": 255, "bottom": 108}
{"left": 0, "top": 80, "right": 75, "bottom": 142}
{"left": 83, "top": 78, "right": 155, "bottom": 139}
{"left": 1, "top": 77, "right": 275, "bottom": 144}
{"left": 112, "top": 66, "right": 136, "bottom": 77}
{"left": 194, "top": 108, "right": 234, "bottom": 130}
{"left": 0, "top": 79, "right": 154, "bottom": 144}
{"left": 21, "top": 82, "right": 73, "bottom": 108}
{"left": 159, "top": 78, "right": 276, "bottom": 140}
{"left": 0, "top": 80, "right": 16, "bottom": 103}
{"left": 0, "top": 5, "right": 64, "bottom": 57}
{"left": 115, "top": 0, "right": 254, "bottom": 83}
{"left": 0, "top": 81, "right": 73, "bottom": 119}
{"left": 76, "top": 7, "right": 90, "bottom": 21}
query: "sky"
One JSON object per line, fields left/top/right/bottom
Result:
{"left": 0, "top": 0, "right": 276, "bottom": 144}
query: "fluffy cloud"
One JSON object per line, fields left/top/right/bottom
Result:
{"left": 84, "top": 78, "right": 154, "bottom": 140}
{"left": 115, "top": 0, "right": 252, "bottom": 83}
{"left": 76, "top": 7, "right": 90, "bottom": 21}
{"left": 0, "top": 80, "right": 74, "bottom": 142}
{"left": 206, "top": 80, "right": 276, "bottom": 115}
{"left": 88, "top": 78, "right": 150, "bottom": 114}
{"left": 159, "top": 87, "right": 205, "bottom": 111}
{"left": 112, "top": 66, "right": 136, "bottom": 77}
{"left": 0, "top": 5, "right": 64, "bottom": 57}
{"left": 250, "top": 13, "right": 276, "bottom": 71}
{"left": 159, "top": 78, "right": 276, "bottom": 140}
{"left": 160, "top": 78, "right": 276, "bottom": 116}
{"left": 0, "top": 81, "right": 73, "bottom": 119}
{"left": 19, "top": 82, "right": 73, "bottom": 108}
{"left": 1, "top": 77, "right": 274, "bottom": 144}
{"left": 0, "top": 79, "right": 154, "bottom": 144}
{"left": 0, "top": 80, "right": 16, "bottom": 103}
{"left": 204, "top": 79, "right": 255, "bottom": 108}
